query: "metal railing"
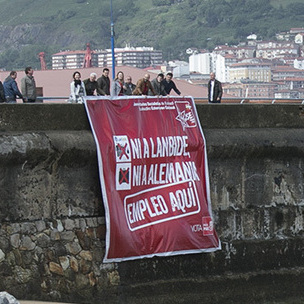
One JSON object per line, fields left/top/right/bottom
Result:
{"left": 9, "top": 96, "right": 304, "bottom": 104}
{"left": 194, "top": 97, "right": 304, "bottom": 104}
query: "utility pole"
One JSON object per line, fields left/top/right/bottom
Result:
{"left": 110, "top": 0, "right": 115, "bottom": 79}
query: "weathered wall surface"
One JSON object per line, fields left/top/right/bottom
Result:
{"left": 0, "top": 104, "right": 304, "bottom": 303}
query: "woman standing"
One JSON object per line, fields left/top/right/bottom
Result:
{"left": 111, "top": 71, "right": 125, "bottom": 96}
{"left": 69, "top": 71, "right": 86, "bottom": 103}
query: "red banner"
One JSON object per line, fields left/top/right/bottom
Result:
{"left": 84, "top": 96, "right": 221, "bottom": 262}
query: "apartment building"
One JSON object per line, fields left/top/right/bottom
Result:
{"left": 213, "top": 45, "right": 256, "bottom": 59}
{"left": 98, "top": 46, "right": 162, "bottom": 69}
{"left": 223, "top": 81, "right": 277, "bottom": 98}
{"left": 189, "top": 52, "right": 211, "bottom": 74}
{"left": 189, "top": 52, "right": 238, "bottom": 82}
{"left": 52, "top": 50, "right": 99, "bottom": 69}
{"left": 229, "top": 62, "right": 272, "bottom": 83}
{"left": 275, "top": 89, "right": 304, "bottom": 99}
{"left": 52, "top": 46, "right": 162, "bottom": 69}
{"left": 271, "top": 65, "right": 304, "bottom": 81}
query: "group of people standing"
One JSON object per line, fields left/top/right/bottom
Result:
{"left": 0, "top": 67, "right": 37, "bottom": 103}
{"left": 0, "top": 67, "right": 222, "bottom": 104}
{"left": 69, "top": 68, "right": 181, "bottom": 103}
{"left": 70, "top": 68, "right": 223, "bottom": 104}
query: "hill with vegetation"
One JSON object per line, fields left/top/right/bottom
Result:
{"left": 0, "top": 0, "right": 302, "bottom": 70}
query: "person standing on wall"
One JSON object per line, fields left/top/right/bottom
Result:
{"left": 208, "top": 72, "right": 222, "bottom": 103}
{"left": 21, "top": 67, "right": 37, "bottom": 103}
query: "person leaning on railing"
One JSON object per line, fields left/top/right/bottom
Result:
{"left": 3, "top": 71, "right": 25, "bottom": 103}
{"left": 83, "top": 72, "right": 98, "bottom": 96}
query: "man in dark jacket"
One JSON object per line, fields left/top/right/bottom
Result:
{"left": 83, "top": 72, "right": 98, "bottom": 96}
{"left": 162, "top": 72, "right": 181, "bottom": 96}
{"left": 123, "top": 76, "right": 136, "bottom": 95}
{"left": 97, "top": 68, "right": 110, "bottom": 95}
{"left": 3, "top": 71, "right": 24, "bottom": 103}
{"left": 208, "top": 72, "right": 222, "bottom": 103}
{"left": 149, "top": 73, "right": 166, "bottom": 96}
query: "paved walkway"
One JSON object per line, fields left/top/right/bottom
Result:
{"left": 20, "top": 302, "right": 74, "bottom": 304}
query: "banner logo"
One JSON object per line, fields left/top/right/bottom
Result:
{"left": 116, "top": 163, "right": 131, "bottom": 190}
{"left": 202, "top": 216, "right": 214, "bottom": 236}
{"left": 114, "top": 135, "right": 131, "bottom": 162}
{"left": 175, "top": 101, "right": 197, "bottom": 130}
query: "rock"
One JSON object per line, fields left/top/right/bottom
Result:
{"left": 10, "top": 234, "right": 20, "bottom": 249}
{"left": 56, "top": 220, "right": 64, "bottom": 232}
{"left": 20, "top": 236, "right": 35, "bottom": 251}
{"left": 88, "top": 272, "right": 96, "bottom": 286}
{"left": 107, "top": 270, "right": 120, "bottom": 286}
{"left": 50, "top": 231, "right": 60, "bottom": 241}
{"left": 63, "top": 218, "right": 74, "bottom": 230}
{"left": 60, "top": 231, "right": 76, "bottom": 241}
{"left": 0, "top": 249, "right": 5, "bottom": 262}
{"left": 20, "top": 222, "right": 37, "bottom": 235}
{"left": 85, "top": 227, "right": 95, "bottom": 239}
{"left": 65, "top": 241, "right": 82, "bottom": 255}
{"left": 79, "top": 259, "right": 91, "bottom": 275}
{"left": 14, "top": 266, "right": 32, "bottom": 284}
{"left": 70, "top": 256, "right": 79, "bottom": 273}
{"left": 36, "top": 233, "right": 51, "bottom": 248}
{"left": 59, "top": 256, "right": 70, "bottom": 271}
{"left": 79, "top": 250, "right": 93, "bottom": 261}
{"left": 75, "top": 230, "right": 91, "bottom": 250}
{"left": 35, "top": 220, "right": 46, "bottom": 232}
{"left": 0, "top": 236, "right": 10, "bottom": 251}
{"left": 86, "top": 217, "right": 98, "bottom": 227}
{"left": 78, "top": 218, "right": 87, "bottom": 231}
{"left": 49, "top": 262, "right": 64, "bottom": 276}
{"left": 0, "top": 292, "right": 20, "bottom": 304}
{"left": 7, "top": 224, "right": 21, "bottom": 234}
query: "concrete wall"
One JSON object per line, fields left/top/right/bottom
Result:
{"left": 0, "top": 104, "right": 304, "bottom": 303}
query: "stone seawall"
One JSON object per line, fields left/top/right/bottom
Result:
{"left": 0, "top": 104, "right": 304, "bottom": 303}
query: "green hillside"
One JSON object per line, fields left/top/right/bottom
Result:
{"left": 0, "top": 0, "right": 302, "bottom": 70}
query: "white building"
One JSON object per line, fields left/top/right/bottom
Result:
{"left": 188, "top": 52, "right": 238, "bottom": 83}
{"left": 52, "top": 50, "right": 99, "bottom": 69}
{"left": 166, "top": 60, "right": 189, "bottom": 78}
{"left": 52, "top": 46, "right": 162, "bottom": 70}
{"left": 213, "top": 54, "right": 227, "bottom": 83}
{"left": 189, "top": 53, "right": 211, "bottom": 75}
{"left": 100, "top": 46, "right": 163, "bottom": 69}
